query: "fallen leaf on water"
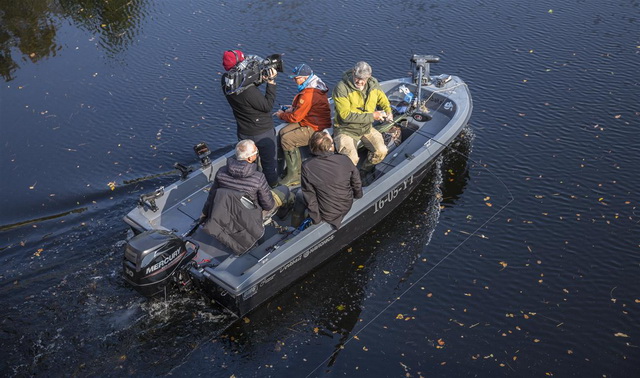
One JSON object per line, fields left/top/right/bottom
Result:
{"left": 243, "top": 317, "right": 250, "bottom": 324}
{"left": 108, "top": 181, "right": 117, "bottom": 191}
{"left": 614, "top": 332, "right": 629, "bottom": 337}
{"left": 383, "top": 270, "right": 390, "bottom": 275}
{"left": 336, "top": 304, "right": 345, "bottom": 311}
{"left": 548, "top": 9, "right": 553, "bottom": 13}
{"left": 437, "top": 338, "right": 445, "bottom": 346}
{"left": 499, "top": 261, "right": 508, "bottom": 269}
{"left": 313, "top": 327, "right": 319, "bottom": 334}
{"left": 614, "top": 114, "right": 621, "bottom": 119}
{"left": 396, "top": 314, "right": 404, "bottom": 320}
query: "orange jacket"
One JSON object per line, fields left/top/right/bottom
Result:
{"left": 279, "top": 86, "right": 331, "bottom": 131}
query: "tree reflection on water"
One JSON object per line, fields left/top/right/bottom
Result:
{"left": 0, "top": 0, "right": 146, "bottom": 81}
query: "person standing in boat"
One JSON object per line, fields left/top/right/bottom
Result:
{"left": 274, "top": 63, "right": 332, "bottom": 186}
{"left": 332, "top": 61, "right": 394, "bottom": 170}
{"left": 221, "top": 50, "right": 280, "bottom": 187}
{"left": 200, "top": 140, "right": 289, "bottom": 254}
{"left": 292, "top": 131, "right": 363, "bottom": 229}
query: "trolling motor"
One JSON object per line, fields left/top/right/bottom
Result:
{"left": 411, "top": 54, "right": 440, "bottom": 87}
{"left": 409, "top": 54, "right": 440, "bottom": 122}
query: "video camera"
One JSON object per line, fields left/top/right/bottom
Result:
{"left": 223, "top": 54, "right": 284, "bottom": 95}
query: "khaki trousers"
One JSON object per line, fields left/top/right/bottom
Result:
{"left": 334, "top": 128, "right": 388, "bottom": 166}
{"left": 279, "top": 123, "right": 315, "bottom": 151}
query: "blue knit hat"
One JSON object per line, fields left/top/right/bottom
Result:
{"left": 289, "top": 63, "right": 313, "bottom": 78}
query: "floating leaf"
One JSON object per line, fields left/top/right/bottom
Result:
{"left": 243, "top": 317, "right": 250, "bottom": 324}
{"left": 614, "top": 332, "right": 629, "bottom": 338}
{"left": 336, "top": 304, "right": 345, "bottom": 311}
{"left": 396, "top": 314, "right": 404, "bottom": 320}
{"left": 383, "top": 270, "right": 390, "bottom": 275}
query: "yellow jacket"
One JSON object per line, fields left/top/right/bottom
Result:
{"left": 332, "top": 70, "right": 392, "bottom": 138}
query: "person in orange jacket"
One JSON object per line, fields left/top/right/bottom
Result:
{"left": 274, "top": 63, "right": 331, "bottom": 186}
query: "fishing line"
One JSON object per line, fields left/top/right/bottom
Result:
{"left": 306, "top": 121, "right": 514, "bottom": 377}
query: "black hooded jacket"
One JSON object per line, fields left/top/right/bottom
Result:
{"left": 301, "top": 151, "right": 363, "bottom": 229}
{"left": 221, "top": 78, "right": 277, "bottom": 136}
{"left": 201, "top": 157, "right": 275, "bottom": 254}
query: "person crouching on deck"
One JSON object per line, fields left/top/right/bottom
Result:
{"left": 292, "top": 131, "right": 363, "bottom": 229}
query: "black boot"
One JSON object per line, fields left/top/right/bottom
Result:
{"left": 359, "top": 159, "right": 376, "bottom": 186}
{"left": 279, "top": 148, "right": 302, "bottom": 186}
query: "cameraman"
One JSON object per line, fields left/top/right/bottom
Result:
{"left": 221, "top": 50, "right": 279, "bottom": 187}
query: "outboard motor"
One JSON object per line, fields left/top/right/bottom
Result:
{"left": 123, "top": 230, "right": 197, "bottom": 297}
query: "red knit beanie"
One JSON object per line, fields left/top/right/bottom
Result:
{"left": 222, "top": 50, "right": 245, "bottom": 71}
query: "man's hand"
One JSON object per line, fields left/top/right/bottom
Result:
{"left": 384, "top": 112, "right": 394, "bottom": 122}
{"left": 373, "top": 110, "right": 385, "bottom": 121}
{"left": 264, "top": 67, "right": 277, "bottom": 83}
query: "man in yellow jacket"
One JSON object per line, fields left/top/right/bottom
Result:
{"left": 332, "top": 61, "right": 394, "bottom": 168}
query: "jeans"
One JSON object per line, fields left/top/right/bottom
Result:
{"left": 238, "top": 128, "right": 279, "bottom": 186}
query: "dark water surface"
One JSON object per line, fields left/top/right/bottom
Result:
{"left": 1, "top": 0, "right": 638, "bottom": 376}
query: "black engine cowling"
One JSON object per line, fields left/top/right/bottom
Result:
{"left": 123, "top": 230, "right": 197, "bottom": 297}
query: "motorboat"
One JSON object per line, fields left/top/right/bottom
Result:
{"left": 122, "top": 54, "right": 473, "bottom": 316}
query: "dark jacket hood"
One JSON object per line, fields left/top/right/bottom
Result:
{"left": 226, "top": 157, "right": 257, "bottom": 178}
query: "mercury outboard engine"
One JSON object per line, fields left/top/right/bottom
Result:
{"left": 123, "top": 230, "right": 197, "bottom": 297}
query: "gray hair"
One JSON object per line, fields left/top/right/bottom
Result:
{"left": 236, "top": 139, "right": 258, "bottom": 160}
{"left": 353, "top": 61, "right": 372, "bottom": 79}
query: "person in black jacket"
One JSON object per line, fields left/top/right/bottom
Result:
{"left": 221, "top": 50, "right": 279, "bottom": 187}
{"left": 295, "top": 131, "right": 363, "bottom": 229}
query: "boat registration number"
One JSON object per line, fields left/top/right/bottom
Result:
{"left": 374, "top": 175, "right": 414, "bottom": 214}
